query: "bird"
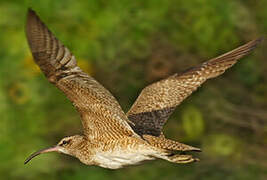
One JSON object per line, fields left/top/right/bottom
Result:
{"left": 24, "top": 8, "right": 263, "bottom": 169}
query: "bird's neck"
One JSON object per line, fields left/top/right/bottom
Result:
{"left": 70, "top": 138, "right": 96, "bottom": 165}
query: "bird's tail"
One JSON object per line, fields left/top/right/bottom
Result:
{"left": 143, "top": 134, "right": 201, "bottom": 152}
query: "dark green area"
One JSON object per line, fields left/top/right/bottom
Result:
{"left": 0, "top": 0, "right": 266, "bottom": 179}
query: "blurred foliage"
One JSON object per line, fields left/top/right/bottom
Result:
{"left": 182, "top": 106, "right": 205, "bottom": 141}
{"left": 0, "top": 0, "right": 266, "bottom": 179}
{"left": 203, "top": 134, "right": 241, "bottom": 157}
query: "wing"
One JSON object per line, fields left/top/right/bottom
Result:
{"left": 26, "top": 9, "right": 136, "bottom": 140}
{"left": 127, "top": 38, "right": 263, "bottom": 137}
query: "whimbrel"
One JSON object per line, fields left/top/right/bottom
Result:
{"left": 24, "top": 9, "right": 262, "bottom": 169}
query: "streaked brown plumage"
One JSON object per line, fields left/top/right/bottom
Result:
{"left": 24, "top": 9, "right": 263, "bottom": 169}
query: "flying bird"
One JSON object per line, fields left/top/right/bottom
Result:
{"left": 24, "top": 9, "right": 263, "bottom": 169}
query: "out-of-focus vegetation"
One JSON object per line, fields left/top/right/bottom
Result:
{"left": 0, "top": 0, "right": 266, "bottom": 179}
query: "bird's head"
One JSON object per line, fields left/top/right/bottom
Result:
{"left": 24, "top": 135, "right": 85, "bottom": 164}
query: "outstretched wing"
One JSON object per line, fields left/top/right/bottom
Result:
{"left": 26, "top": 9, "right": 136, "bottom": 140}
{"left": 127, "top": 38, "right": 263, "bottom": 137}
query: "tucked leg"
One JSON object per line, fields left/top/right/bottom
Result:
{"left": 166, "top": 154, "right": 199, "bottom": 164}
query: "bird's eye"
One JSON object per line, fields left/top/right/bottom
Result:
{"left": 61, "top": 140, "right": 70, "bottom": 146}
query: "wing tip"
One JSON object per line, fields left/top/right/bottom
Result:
{"left": 27, "top": 8, "right": 37, "bottom": 20}
{"left": 27, "top": 7, "right": 34, "bottom": 14}
{"left": 25, "top": 8, "right": 41, "bottom": 51}
{"left": 26, "top": 8, "right": 38, "bottom": 30}
{"left": 253, "top": 36, "right": 264, "bottom": 46}
{"left": 244, "top": 36, "right": 264, "bottom": 54}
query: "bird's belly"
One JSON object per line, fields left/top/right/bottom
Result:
{"left": 93, "top": 150, "right": 156, "bottom": 169}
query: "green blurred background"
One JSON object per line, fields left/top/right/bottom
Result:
{"left": 0, "top": 0, "right": 266, "bottom": 179}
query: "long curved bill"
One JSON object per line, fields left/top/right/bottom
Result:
{"left": 24, "top": 146, "right": 59, "bottom": 164}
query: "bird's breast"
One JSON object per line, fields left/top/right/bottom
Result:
{"left": 92, "top": 148, "right": 156, "bottom": 169}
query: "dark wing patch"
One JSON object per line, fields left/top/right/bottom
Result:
{"left": 128, "top": 107, "right": 175, "bottom": 136}
{"left": 127, "top": 38, "right": 263, "bottom": 137}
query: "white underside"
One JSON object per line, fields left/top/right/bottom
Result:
{"left": 93, "top": 149, "right": 157, "bottom": 169}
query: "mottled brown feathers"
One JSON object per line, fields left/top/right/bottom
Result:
{"left": 26, "top": 9, "right": 136, "bottom": 140}
{"left": 143, "top": 135, "right": 201, "bottom": 152}
{"left": 127, "top": 38, "right": 263, "bottom": 136}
